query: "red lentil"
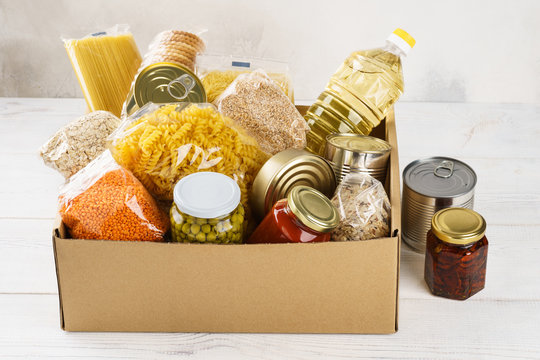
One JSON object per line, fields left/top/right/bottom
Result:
{"left": 59, "top": 168, "right": 169, "bottom": 241}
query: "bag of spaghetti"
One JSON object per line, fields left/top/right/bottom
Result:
{"left": 107, "top": 103, "right": 269, "bottom": 213}
{"left": 196, "top": 54, "right": 293, "bottom": 103}
{"left": 58, "top": 151, "right": 169, "bottom": 241}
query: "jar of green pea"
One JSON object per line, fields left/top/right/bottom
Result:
{"left": 170, "top": 172, "right": 244, "bottom": 244}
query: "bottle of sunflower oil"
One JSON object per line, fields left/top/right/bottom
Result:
{"left": 305, "top": 28, "right": 415, "bottom": 155}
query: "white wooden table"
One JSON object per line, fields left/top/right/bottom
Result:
{"left": 1, "top": 98, "right": 539, "bottom": 359}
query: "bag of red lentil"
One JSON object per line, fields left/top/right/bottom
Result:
{"left": 58, "top": 151, "right": 170, "bottom": 241}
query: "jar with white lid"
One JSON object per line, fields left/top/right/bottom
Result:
{"left": 170, "top": 172, "right": 245, "bottom": 244}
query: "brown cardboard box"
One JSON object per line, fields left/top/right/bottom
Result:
{"left": 52, "top": 106, "right": 401, "bottom": 333}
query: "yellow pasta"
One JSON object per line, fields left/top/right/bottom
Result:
{"left": 64, "top": 28, "right": 142, "bottom": 117}
{"left": 109, "top": 103, "right": 269, "bottom": 206}
{"left": 202, "top": 70, "right": 293, "bottom": 103}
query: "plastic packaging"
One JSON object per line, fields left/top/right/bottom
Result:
{"left": 63, "top": 25, "right": 142, "bottom": 117}
{"left": 197, "top": 54, "right": 293, "bottom": 102}
{"left": 58, "top": 151, "right": 169, "bottom": 241}
{"left": 215, "top": 70, "right": 308, "bottom": 155}
{"left": 39, "top": 111, "right": 120, "bottom": 179}
{"left": 108, "top": 102, "right": 269, "bottom": 205}
{"left": 331, "top": 173, "right": 391, "bottom": 241}
{"left": 305, "top": 28, "right": 415, "bottom": 155}
{"left": 170, "top": 172, "right": 245, "bottom": 244}
{"left": 140, "top": 29, "right": 206, "bottom": 71}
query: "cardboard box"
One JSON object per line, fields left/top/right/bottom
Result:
{"left": 52, "top": 106, "right": 401, "bottom": 333}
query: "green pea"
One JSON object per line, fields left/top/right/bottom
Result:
{"left": 196, "top": 232, "right": 206, "bottom": 242}
{"left": 208, "top": 218, "right": 219, "bottom": 225}
{"left": 207, "top": 232, "right": 217, "bottom": 242}
{"left": 237, "top": 205, "right": 245, "bottom": 216}
{"left": 182, "top": 223, "right": 190, "bottom": 234}
{"left": 195, "top": 218, "right": 207, "bottom": 225}
{"left": 201, "top": 224, "right": 211, "bottom": 233}
{"left": 190, "top": 224, "right": 200, "bottom": 234}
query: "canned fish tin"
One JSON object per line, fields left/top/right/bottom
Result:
{"left": 126, "top": 62, "right": 206, "bottom": 115}
{"left": 402, "top": 157, "right": 477, "bottom": 253}
{"left": 324, "top": 133, "right": 391, "bottom": 185}
{"left": 251, "top": 149, "right": 336, "bottom": 220}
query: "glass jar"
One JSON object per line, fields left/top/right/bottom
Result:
{"left": 170, "top": 172, "right": 244, "bottom": 244}
{"left": 424, "top": 208, "right": 488, "bottom": 300}
{"left": 247, "top": 185, "right": 340, "bottom": 244}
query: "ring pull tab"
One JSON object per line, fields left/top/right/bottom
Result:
{"left": 434, "top": 160, "right": 454, "bottom": 178}
{"left": 167, "top": 74, "right": 195, "bottom": 100}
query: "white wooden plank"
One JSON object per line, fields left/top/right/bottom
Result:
{"left": 0, "top": 294, "right": 539, "bottom": 359}
{"left": 394, "top": 102, "right": 540, "bottom": 160}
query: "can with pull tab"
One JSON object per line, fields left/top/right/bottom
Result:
{"left": 402, "top": 157, "right": 477, "bottom": 253}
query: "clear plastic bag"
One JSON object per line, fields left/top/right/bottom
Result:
{"left": 215, "top": 69, "right": 308, "bottom": 155}
{"left": 331, "top": 173, "right": 391, "bottom": 241}
{"left": 108, "top": 102, "right": 269, "bottom": 206}
{"left": 58, "top": 151, "right": 170, "bottom": 241}
{"left": 197, "top": 54, "right": 293, "bottom": 102}
{"left": 63, "top": 25, "right": 142, "bottom": 117}
{"left": 39, "top": 111, "right": 120, "bottom": 179}
{"left": 140, "top": 29, "right": 207, "bottom": 72}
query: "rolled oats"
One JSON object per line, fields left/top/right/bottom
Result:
{"left": 40, "top": 111, "right": 120, "bottom": 178}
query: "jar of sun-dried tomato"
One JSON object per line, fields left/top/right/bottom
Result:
{"left": 424, "top": 208, "right": 488, "bottom": 300}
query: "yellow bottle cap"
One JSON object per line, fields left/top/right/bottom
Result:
{"left": 393, "top": 28, "right": 416, "bottom": 48}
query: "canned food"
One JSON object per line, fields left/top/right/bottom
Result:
{"left": 125, "top": 62, "right": 206, "bottom": 115}
{"left": 251, "top": 149, "right": 336, "bottom": 220}
{"left": 324, "top": 133, "right": 391, "bottom": 185}
{"left": 402, "top": 157, "right": 477, "bottom": 253}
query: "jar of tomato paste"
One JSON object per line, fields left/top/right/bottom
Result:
{"left": 424, "top": 208, "right": 488, "bottom": 300}
{"left": 247, "top": 185, "right": 340, "bottom": 244}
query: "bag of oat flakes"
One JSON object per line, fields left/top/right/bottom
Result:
{"left": 331, "top": 173, "right": 391, "bottom": 241}
{"left": 39, "top": 111, "right": 120, "bottom": 179}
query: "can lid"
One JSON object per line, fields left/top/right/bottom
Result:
{"left": 432, "top": 208, "right": 486, "bottom": 245}
{"left": 287, "top": 186, "right": 340, "bottom": 233}
{"left": 173, "top": 172, "right": 240, "bottom": 219}
{"left": 403, "top": 157, "right": 476, "bottom": 199}
{"left": 327, "top": 133, "right": 391, "bottom": 153}
{"left": 134, "top": 62, "right": 206, "bottom": 108}
{"left": 251, "top": 149, "right": 336, "bottom": 219}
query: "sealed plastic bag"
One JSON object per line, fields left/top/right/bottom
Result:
{"left": 197, "top": 54, "right": 293, "bottom": 102}
{"left": 140, "top": 29, "right": 206, "bottom": 71}
{"left": 64, "top": 25, "right": 142, "bottom": 116}
{"left": 40, "top": 111, "right": 120, "bottom": 179}
{"left": 331, "top": 173, "right": 391, "bottom": 241}
{"left": 109, "top": 102, "right": 269, "bottom": 205}
{"left": 59, "top": 151, "right": 169, "bottom": 241}
{"left": 215, "top": 70, "right": 308, "bottom": 155}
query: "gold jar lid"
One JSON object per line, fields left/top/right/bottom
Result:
{"left": 287, "top": 186, "right": 340, "bottom": 233}
{"left": 431, "top": 208, "right": 486, "bottom": 245}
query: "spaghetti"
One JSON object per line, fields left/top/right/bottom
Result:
{"left": 64, "top": 26, "right": 142, "bottom": 117}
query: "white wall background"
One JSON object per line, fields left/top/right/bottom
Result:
{"left": 1, "top": 0, "right": 539, "bottom": 103}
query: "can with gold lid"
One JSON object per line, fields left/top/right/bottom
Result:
{"left": 402, "top": 156, "right": 477, "bottom": 253}
{"left": 251, "top": 148, "right": 336, "bottom": 220}
{"left": 125, "top": 62, "right": 206, "bottom": 115}
{"left": 425, "top": 208, "right": 488, "bottom": 300}
{"left": 324, "top": 133, "right": 391, "bottom": 185}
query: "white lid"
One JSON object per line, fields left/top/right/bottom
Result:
{"left": 173, "top": 172, "right": 241, "bottom": 218}
{"left": 386, "top": 28, "right": 415, "bottom": 56}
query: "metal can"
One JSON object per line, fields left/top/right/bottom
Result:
{"left": 402, "top": 157, "right": 477, "bottom": 253}
{"left": 125, "top": 62, "right": 206, "bottom": 115}
{"left": 324, "top": 133, "right": 391, "bottom": 185}
{"left": 251, "top": 149, "right": 336, "bottom": 220}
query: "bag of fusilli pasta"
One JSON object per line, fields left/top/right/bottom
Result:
{"left": 108, "top": 102, "right": 269, "bottom": 209}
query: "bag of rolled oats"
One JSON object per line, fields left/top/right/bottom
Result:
{"left": 39, "top": 111, "right": 120, "bottom": 179}
{"left": 331, "top": 172, "right": 391, "bottom": 241}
